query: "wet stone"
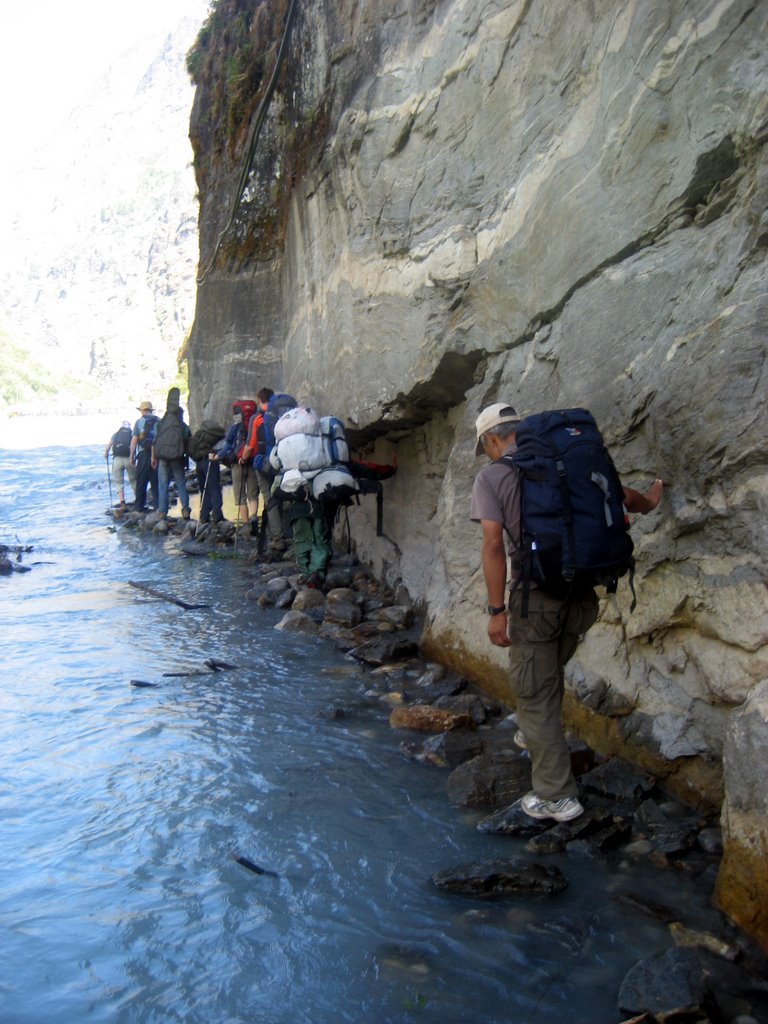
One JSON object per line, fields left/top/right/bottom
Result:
{"left": 266, "top": 576, "right": 292, "bottom": 595}
{"left": 669, "top": 922, "right": 742, "bottom": 963}
{"left": 697, "top": 827, "right": 723, "bottom": 856}
{"left": 368, "top": 605, "right": 413, "bottom": 629}
{"left": 402, "top": 672, "right": 467, "bottom": 703}
{"left": 348, "top": 635, "right": 419, "bottom": 666}
{"left": 274, "top": 588, "right": 295, "bottom": 610}
{"left": 477, "top": 800, "right": 550, "bottom": 838}
{"left": 326, "top": 587, "right": 362, "bottom": 606}
{"left": 617, "top": 947, "right": 711, "bottom": 1016}
{"left": 323, "top": 600, "right": 362, "bottom": 629}
{"left": 317, "top": 622, "right": 360, "bottom": 651}
{"left": 433, "top": 693, "right": 487, "bottom": 725}
{"left": 432, "top": 858, "right": 567, "bottom": 897}
{"left": 274, "top": 610, "right": 319, "bottom": 635}
{"left": 580, "top": 759, "right": 655, "bottom": 801}
{"left": 634, "top": 800, "right": 703, "bottom": 855}
{"left": 389, "top": 704, "right": 476, "bottom": 733}
{"left": 323, "top": 569, "right": 353, "bottom": 589}
{"left": 612, "top": 890, "right": 679, "bottom": 924}
{"left": 447, "top": 749, "right": 531, "bottom": 809}
{"left": 399, "top": 730, "right": 484, "bottom": 769}
{"left": 292, "top": 589, "right": 326, "bottom": 611}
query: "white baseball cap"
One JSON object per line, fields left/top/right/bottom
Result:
{"left": 474, "top": 403, "right": 520, "bottom": 455}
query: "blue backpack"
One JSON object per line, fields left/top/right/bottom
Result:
{"left": 138, "top": 414, "right": 159, "bottom": 450}
{"left": 253, "top": 393, "right": 297, "bottom": 473}
{"left": 501, "top": 408, "right": 635, "bottom": 612}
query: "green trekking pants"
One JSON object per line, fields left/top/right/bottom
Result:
{"left": 291, "top": 512, "right": 332, "bottom": 575}
{"left": 507, "top": 587, "right": 599, "bottom": 801}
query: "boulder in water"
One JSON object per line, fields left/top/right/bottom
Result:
{"left": 432, "top": 858, "right": 567, "bottom": 897}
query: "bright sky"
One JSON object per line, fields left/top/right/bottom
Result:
{"left": 0, "top": 0, "right": 209, "bottom": 149}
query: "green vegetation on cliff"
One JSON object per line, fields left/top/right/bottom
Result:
{"left": 0, "top": 330, "right": 63, "bottom": 408}
{"left": 0, "top": 330, "right": 99, "bottom": 411}
{"left": 187, "top": 0, "right": 277, "bottom": 145}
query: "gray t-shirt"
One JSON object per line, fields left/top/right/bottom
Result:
{"left": 470, "top": 443, "right": 522, "bottom": 565}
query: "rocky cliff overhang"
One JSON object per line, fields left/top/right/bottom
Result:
{"left": 186, "top": 0, "right": 768, "bottom": 949}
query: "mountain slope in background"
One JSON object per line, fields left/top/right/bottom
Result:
{"left": 0, "top": 14, "right": 206, "bottom": 413}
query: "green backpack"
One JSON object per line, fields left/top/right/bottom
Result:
{"left": 188, "top": 420, "right": 226, "bottom": 461}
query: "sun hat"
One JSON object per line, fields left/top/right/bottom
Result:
{"left": 137, "top": 401, "right": 153, "bottom": 413}
{"left": 474, "top": 403, "right": 520, "bottom": 456}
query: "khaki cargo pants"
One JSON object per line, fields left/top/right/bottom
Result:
{"left": 507, "top": 587, "right": 599, "bottom": 801}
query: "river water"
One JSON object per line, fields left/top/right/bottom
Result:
{"left": 0, "top": 438, "right": 729, "bottom": 1024}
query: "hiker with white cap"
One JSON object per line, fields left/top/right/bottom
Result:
{"left": 104, "top": 420, "right": 137, "bottom": 507}
{"left": 470, "top": 401, "right": 663, "bottom": 824}
{"left": 130, "top": 400, "right": 159, "bottom": 513}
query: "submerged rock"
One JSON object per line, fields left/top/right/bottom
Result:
{"left": 612, "top": 890, "right": 679, "bottom": 925}
{"left": 617, "top": 947, "right": 711, "bottom": 1016}
{"left": 432, "top": 858, "right": 567, "bottom": 897}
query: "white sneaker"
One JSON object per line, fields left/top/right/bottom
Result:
{"left": 513, "top": 729, "right": 528, "bottom": 750}
{"left": 521, "top": 791, "right": 584, "bottom": 822}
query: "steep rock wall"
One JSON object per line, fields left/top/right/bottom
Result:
{"left": 187, "top": 0, "right": 768, "bottom": 946}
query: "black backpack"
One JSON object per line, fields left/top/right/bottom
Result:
{"left": 153, "top": 388, "right": 185, "bottom": 461}
{"left": 502, "top": 408, "right": 634, "bottom": 612}
{"left": 112, "top": 426, "right": 132, "bottom": 458}
{"left": 187, "top": 420, "right": 226, "bottom": 461}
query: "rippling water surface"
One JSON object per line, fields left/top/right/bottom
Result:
{"left": 0, "top": 441, "right": 723, "bottom": 1023}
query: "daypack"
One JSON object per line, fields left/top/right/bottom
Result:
{"left": 502, "top": 408, "right": 634, "bottom": 611}
{"left": 232, "top": 399, "right": 257, "bottom": 460}
{"left": 253, "top": 393, "right": 297, "bottom": 472}
{"left": 138, "top": 413, "right": 159, "bottom": 450}
{"left": 112, "top": 426, "right": 132, "bottom": 458}
{"left": 153, "top": 388, "right": 186, "bottom": 461}
{"left": 187, "top": 420, "right": 226, "bottom": 462}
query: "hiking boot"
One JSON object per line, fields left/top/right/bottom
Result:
{"left": 521, "top": 791, "right": 583, "bottom": 822}
{"left": 513, "top": 729, "right": 528, "bottom": 750}
{"left": 306, "top": 571, "right": 325, "bottom": 590}
{"left": 181, "top": 506, "right": 191, "bottom": 520}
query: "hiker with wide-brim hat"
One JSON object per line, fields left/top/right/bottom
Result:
{"left": 130, "top": 401, "right": 159, "bottom": 512}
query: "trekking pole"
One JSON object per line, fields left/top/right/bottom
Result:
{"left": 194, "top": 460, "right": 212, "bottom": 540}
{"left": 233, "top": 465, "right": 246, "bottom": 554}
{"left": 105, "top": 454, "right": 114, "bottom": 509}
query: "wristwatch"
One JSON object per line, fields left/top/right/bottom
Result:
{"left": 486, "top": 603, "right": 506, "bottom": 616}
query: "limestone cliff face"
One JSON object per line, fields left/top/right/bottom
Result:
{"left": 187, "top": 0, "right": 767, "bottom": 941}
